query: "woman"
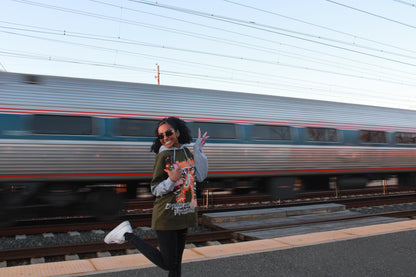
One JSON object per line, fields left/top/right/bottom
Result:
{"left": 104, "top": 117, "right": 208, "bottom": 277}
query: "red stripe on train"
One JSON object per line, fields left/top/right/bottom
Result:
{"left": 210, "top": 167, "right": 416, "bottom": 174}
{"left": 0, "top": 173, "right": 152, "bottom": 178}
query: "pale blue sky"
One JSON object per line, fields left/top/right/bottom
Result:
{"left": 1, "top": 0, "right": 416, "bottom": 109}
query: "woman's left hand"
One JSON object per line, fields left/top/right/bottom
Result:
{"left": 198, "top": 128, "right": 209, "bottom": 146}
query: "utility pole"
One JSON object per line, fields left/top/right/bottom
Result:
{"left": 155, "top": 64, "right": 160, "bottom": 85}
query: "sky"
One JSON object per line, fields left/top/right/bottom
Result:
{"left": 1, "top": 0, "right": 416, "bottom": 110}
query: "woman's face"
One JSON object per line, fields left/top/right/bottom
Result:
{"left": 158, "top": 123, "right": 180, "bottom": 148}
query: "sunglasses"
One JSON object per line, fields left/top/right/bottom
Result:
{"left": 157, "top": 129, "right": 174, "bottom": 140}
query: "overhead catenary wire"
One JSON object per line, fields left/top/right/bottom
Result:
{"left": 88, "top": 0, "right": 416, "bottom": 75}
{"left": 224, "top": 0, "right": 416, "bottom": 56}
{"left": 327, "top": 0, "right": 416, "bottom": 29}
{"left": 2, "top": 0, "right": 415, "bottom": 88}
{"left": 3, "top": 0, "right": 416, "bottom": 110}
{"left": 2, "top": 27, "right": 415, "bottom": 87}
{"left": 10, "top": 0, "right": 416, "bottom": 68}
{"left": 2, "top": 46, "right": 411, "bottom": 109}
{"left": 130, "top": 0, "right": 416, "bottom": 66}
{"left": 394, "top": 0, "right": 416, "bottom": 8}
{"left": 1, "top": 19, "right": 414, "bottom": 84}
{"left": 2, "top": 36, "right": 415, "bottom": 109}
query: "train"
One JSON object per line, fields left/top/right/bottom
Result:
{"left": 1, "top": 71, "right": 416, "bottom": 224}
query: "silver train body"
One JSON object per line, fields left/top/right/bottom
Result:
{"left": 1, "top": 72, "right": 416, "bottom": 203}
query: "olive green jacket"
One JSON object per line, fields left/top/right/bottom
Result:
{"left": 151, "top": 143, "right": 207, "bottom": 230}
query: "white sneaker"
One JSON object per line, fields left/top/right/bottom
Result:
{"left": 104, "top": 221, "right": 133, "bottom": 244}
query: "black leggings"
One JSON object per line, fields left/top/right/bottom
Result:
{"left": 124, "top": 229, "right": 187, "bottom": 277}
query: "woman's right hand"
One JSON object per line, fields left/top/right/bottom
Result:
{"left": 164, "top": 162, "right": 183, "bottom": 182}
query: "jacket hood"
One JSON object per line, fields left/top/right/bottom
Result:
{"left": 159, "top": 144, "right": 185, "bottom": 153}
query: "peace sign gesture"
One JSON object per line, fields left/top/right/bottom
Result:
{"left": 198, "top": 128, "right": 209, "bottom": 146}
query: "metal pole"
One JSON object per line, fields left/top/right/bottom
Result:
{"left": 155, "top": 64, "right": 160, "bottom": 85}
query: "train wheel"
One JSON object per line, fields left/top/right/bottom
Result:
{"left": 398, "top": 173, "right": 416, "bottom": 188}
{"left": 0, "top": 200, "right": 16, "bottom": 227}
{"left": 0, "top": 184, "right": 19, "bottom": 227}
{"left": 88, "top": 189, "right": 123, "bottom": 220}
{"left": 267, "top": 177, "right": 296, "bottom": 200}
{"left": 0, "top": 210, "right": 14, "bottom": 227}
{"left": 2, "top": 183, "right": 42, "bottom": 206}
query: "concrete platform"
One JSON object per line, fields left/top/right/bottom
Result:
{"left": 2, "top": 219, "right": 416, "bottom": 277}
{"left": 202, "top": 203, "right": 346, "bottom": 226}
{"left": 237, "top": 214, "right": 406, "bottom": 240}
{"left": 202, "top": 203, "right": 407, "bottom": 240}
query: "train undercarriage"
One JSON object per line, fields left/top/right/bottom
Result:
{"left": 0, "top": 172, "right": 415, "bottom": 227}
{"left": 0, "top": 182, "right": 125, "bottom": 227}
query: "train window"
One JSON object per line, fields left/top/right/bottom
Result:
{"left": 306, "top": 127, "right": 339, "bottom": 142}
{"left": 116, "top": 118, "right": 159, "bottom": 137}
{"left": 359, "top": 130, "right": 387, "bottom": 143}
{"left": 252, "top": 125, "right": 292, "bottom": 140}
{"left": 32, "top": 114, "right": 94, "bottom": 135}
{"left": 190, "top": 122, "right": 237, "bottom": 139}
{"left": 395, "top": 132, "right": 416, "bottom": 144}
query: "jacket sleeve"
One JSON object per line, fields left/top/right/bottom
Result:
{"left": 193, "top": 138, "right": 208, "bottom": 182}
{"left": 151, "top": 178, "right": 176, "bottom": 197}
{"left": 150, "top": 153, "right": 176, "bottom": 197}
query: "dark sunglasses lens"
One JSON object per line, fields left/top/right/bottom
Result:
{"left": 158, "top": 130, "right": 174, "bottom": 139}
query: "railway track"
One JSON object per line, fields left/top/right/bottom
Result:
{"left": 127, "top": 187, "right": 416, "bottom": 212}
{"left": 0, "top": 229, "right": 234, "bottom": 262}
{"left": 2, "top": 189, "right": 416, "bottom": 267}
{"left": 2, "top": 188, "right": 416, "bottom": 236}
{"left": 2, "top": 206, "right": 416, "bottom": 266}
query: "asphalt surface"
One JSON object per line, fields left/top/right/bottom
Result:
{"left": 85, "top": 229, "right": 416, "bottom": 277}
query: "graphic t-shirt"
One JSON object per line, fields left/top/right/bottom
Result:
{"left": 151, "top": 147, "right": 198, "bottom": 230}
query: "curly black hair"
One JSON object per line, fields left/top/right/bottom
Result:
{"left": 150, "top": 117, "right": 192, "bottom": 153}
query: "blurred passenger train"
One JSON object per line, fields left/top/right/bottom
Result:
{"left": 1, "top": 72, "right": 416, "bottom": 223}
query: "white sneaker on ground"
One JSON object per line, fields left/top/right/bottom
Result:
{"left": 104, "top": 221, "right": 133, "bottom": 244}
